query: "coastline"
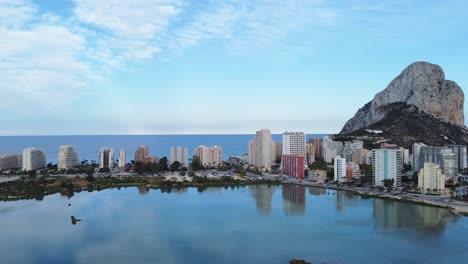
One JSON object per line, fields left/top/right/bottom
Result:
{"left": 285, "top": 180, "right": 468, "bottom": 216}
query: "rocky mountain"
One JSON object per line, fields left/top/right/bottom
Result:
{"left": 339, "top": 61, "right": 467, "bottom": 148}
{"left": 341, "top": 61, "right": 464, "bottom": 134}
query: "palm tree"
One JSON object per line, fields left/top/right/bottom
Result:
{"left": 426, "top": 188, "right": 431, "bottom": 195}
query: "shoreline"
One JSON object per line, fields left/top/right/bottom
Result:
{"left": 286, "top": 180, "right": 468, "bottom": 216}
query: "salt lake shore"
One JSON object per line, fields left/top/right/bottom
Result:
{"left": 1, "top": 173, "right": 468, "bottom": 216}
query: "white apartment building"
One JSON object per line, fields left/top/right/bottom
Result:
{"left": 418, "top": 163, "right": 446, "bottom": 195}
{"left": 58, "top": 145, "right": 79, "bottom": 170}
{"left": 248, "top": 129, "right": 275, "bottom": 170}
{"left": 282, "top": 132, "right": 307, "bottom": 167}
{"left": 0, "top": 154, "right": 22, "bottom": 171}
{"left": 334, "top": 156, "right": 347, "bottom": 182}
{"left": 372, "top": 149, "right": 402, "bottom": 187}
{"left": 194, "top": 145, "right": 223, "bottom": 167}
{"left": 118, "top": 149, "right": 126, "bottom": 168}
{"left": 170, "top": 146, "right": 189, "bottom": 168}
{"left": 22, "top": 148, "right": 46, "bottom": 171}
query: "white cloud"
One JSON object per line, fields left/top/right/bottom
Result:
{"left": 74, "top": 0, "right": 180, "bottom": 66}
{"left": 0, "top": 2, "right": 89, "bottom": 109}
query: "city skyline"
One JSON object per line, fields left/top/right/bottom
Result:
{"left": 1, "top": 0, "right": 468, "bottom": 135}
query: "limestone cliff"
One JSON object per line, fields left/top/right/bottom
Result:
{"left": 341, "top": 61, "right": 464, "bottom": 134}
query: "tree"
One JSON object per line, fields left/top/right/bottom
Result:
{"left": 98, "top": 167, "right": 110, "bottom": 173}
{"left": 159, "top": 157, "right": 169, "bottom": 171}
{"left": 170, "top": 161, "right": 182, "bottom": 172}
{"left": 310, "top": 158, "right": 327, "bottom": 170}
{"left": 190, "top": 156, "right": 204, "bottom": 171}
{"left": 134, "top": 162, "right": 146, "bottom": 175}
{"left": 383, "top": 179, "right": 395, "bottom": 190}
{"left": 239, "top": 169, "right": 247, "bottom": 177}
{"left": 28, "top": 170, "right": 37, "bottom": 178}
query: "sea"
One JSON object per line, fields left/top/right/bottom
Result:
{"left": 0, "top": 134, "right": 328, "bottom": 163}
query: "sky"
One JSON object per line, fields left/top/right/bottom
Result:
{"left": 1, "top": 0, "right": 467, "bottom": 135}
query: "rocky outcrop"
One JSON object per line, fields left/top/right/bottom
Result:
{"left": 340, "top": 103, "right": 468, "bottom": 149}
{"left": 341, "top": 62, "right": 464, "bottom": 134}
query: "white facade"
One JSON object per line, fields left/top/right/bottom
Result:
{"left": 118, "top": 149, "right": 126, "bottom": 168}
{"left": 170, "top": 146, "right": 189, "bottom": 168}
{"left": 22, "top": 148, "right": 46, "bottom": 171}
{"left": 372, "top": 149, "right": 402, "bottom": 187}
{"left": 248, "top": 129, "right": 275, "bottom": 170}
{"left": 0, "top": 154, "right": 22, "bottom": 171}
{"left": 418, "top": 163, "right": 445, "bottom": 195}
{"left": 412, "top": 143, "right": 426, "bottom": 172}
{"left": 194, "top": 145, "right": 223, "bottom": 167}
{"left": 334, "top": 156, "right": 346, "bottom": 182}
{"left": 58, "top": 145, "right": 79, "bottom": 170}
{"left": 282, "top": 132, "right": 307, "bottom": 167}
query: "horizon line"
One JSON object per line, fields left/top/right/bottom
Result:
{"left": 0, "top": 132, "right": 335, "bottom": 137}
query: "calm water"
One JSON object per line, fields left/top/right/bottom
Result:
{"left": 0, "top": 185, "right": 466, "bottom": 264}
{"left": 0, "top": 134, "right": 327, "bottom": 163}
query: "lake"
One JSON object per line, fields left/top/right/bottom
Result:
{"left": 0, "top": 185, "right": 466, "bottom": 264}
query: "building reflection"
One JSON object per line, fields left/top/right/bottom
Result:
{"left": 137, "top": 186, "right": 150, "bottom": 195}
{"left": 249, "top": 185, "right": 276, "bottom": 215}
{"left": 373, "top": 199, "right": 459, "bottom": 235}
{"left": 308, "top": 187, "right": 326, "bottom": 196}
{"left": 282, "top": 184, "right": 306, "bottom": 215}
{"left": 334, "top": 191, "right": 360, "bottom": 212}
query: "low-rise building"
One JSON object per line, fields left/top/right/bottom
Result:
{"left": 309, "top": 169, "right": 327, "bottom": 183}
{"left": 418, "top": 163, "right": 446, "bottom": 195}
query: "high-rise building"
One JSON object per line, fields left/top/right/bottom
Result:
{"left": 447, "top": 145, "right": 467, "bottom": 173}
{"left": 342, "top": 140, "right": 364, "bottom": 161}
{"left": 0, "top": 154, "right": 22, "bottom": 171}
{"left": 372, "top": 149, "right": 402, "bottom": 187}
{"left": 309, "top": 138, "right": 323, "bottom": 158}
{"left": 22, "top": 148, "right": 46, "bottom": 171}
{"left": 118, "top": 149, "right": 126, "bottom": 168}
{"left": 282, "top": 154, "right": 305, "bottom": 179}
{"left": 170, "top": 146, "right": 189, "bottom": 168}
{"left": 306, "top": 143, "right": 316, "bottom": 165}
{"left": 351, "top": 149, "right": 369, "bottom": 165}
{"left": 322, "top": 137, "right": 343, "bottom": 163}
{"left": 57, "top": 145, "right": 78, "bottom": 170}
{"left": 412, "top": 143, "right": 426, "bottom": 172}
{"left": 248, "top": 129, "right": 275, "bottom": 170}
{"left": 282, "top": 132, "right": 307, "bottom": 167}
{"left": 274, "top": 142, "right": 283, "bottom": 162}
{"left": 134, "top": 145, "right": 157, "bottom": 164}
{"left": 98, "top": 147, "right": 114, "bottom": 168}
{"left": 334, "top": 156, "right": 346, "bottom": 182}
{"left": 194, "top": 145, "right": 223, "bottom": 167}
{"left": 419, "top": 146, "right": 456, "bottom": 177}
{"left": 418, "top": 163, "right": 446, "bottom": 195}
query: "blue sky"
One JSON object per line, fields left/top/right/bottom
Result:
{"left": 1, "top": 0, "right": 467, "bottom": 135}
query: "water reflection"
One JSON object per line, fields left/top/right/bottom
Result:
{"left": 137, "top": 186, "right": 150, "bottom": 195}
{"left": 335, "top": 191, "right": 360, "bottom": 213}
{"left": 249, "top": 185, "right": 275, "bottom": 214}
{"left": 373, "top": 199, "right": 459, "bottom": 234}
{"left": 308, "top": 187, "right": 326, "bottom": 196}
{"left": 282, "top": 184, "right": 306, "bottom": 215}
